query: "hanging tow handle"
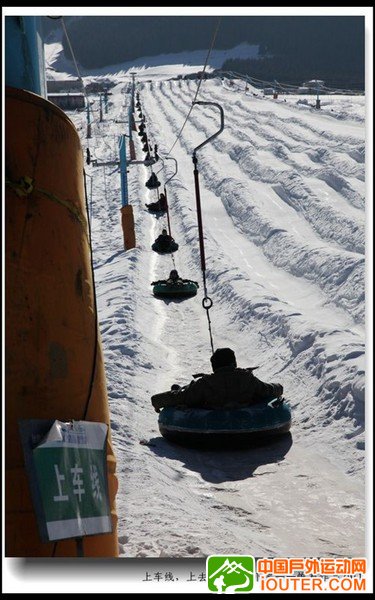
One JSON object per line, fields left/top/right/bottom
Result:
{"left": 192, "top": 101, "right": 224, "bottom": 353}
{"left": 164, "top": 156, "right": 178, "bottom": 186}
{"left": 155, "top": 155, "right": 165, "bottom": 177}
{"left": 155, "top": 154, "right": 178, "bottom": 183}
{"left": 154, "top": 155, "right": 178, "bottom": 238}
{"left": 192, "top": 101, "right": 225, "bottom": 153}
{"left": 153, "top": 156, "right": 165, "bottom": 200}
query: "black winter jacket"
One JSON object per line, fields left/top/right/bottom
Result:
{"left": 151, "top": 366, "right": 283, "bottom": 411}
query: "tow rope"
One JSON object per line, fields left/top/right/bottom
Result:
{"left": 192, "top": 152, "right": 214, "bottom": 354}
{"left": 192, "top": 101, "right": 224, "bottom": 354}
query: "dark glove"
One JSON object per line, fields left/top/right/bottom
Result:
{"left": 274, "top": 384, "right": 284, "bottom": 397}
{"left": 271, "top": 396, "right": 284, "bottom": 408}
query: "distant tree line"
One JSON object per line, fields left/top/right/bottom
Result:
{"left": 220, "top": 56, "right": 365, "bottom": 90}
{"left": 43, "top": 15, "right": 364, "bottom": 90}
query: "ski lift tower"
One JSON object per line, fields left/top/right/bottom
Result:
{"left": 315, "top": 81, "right": 322, "bottom": 109}
{"left": 273, "top": 79, "right": 279, "bottom": 99}
{"left": 305, "top": 79, "right": 324, "bottom": 108}
{"left": 130, "top": 71, "right": 137, "bottom": 113}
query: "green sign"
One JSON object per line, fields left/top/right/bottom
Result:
{"left": 207, "top": 555, "right": 255, "bottom": 593}
{"left": 20, "top": 420, "right": 112, "bottom": 542}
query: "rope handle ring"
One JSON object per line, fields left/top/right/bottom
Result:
{"left": 202, "top": 296, "right": 213, "bottom": 310}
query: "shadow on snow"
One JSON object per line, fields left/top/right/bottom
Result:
{"left": 144, "top": 432, "right": 293, "bottom": 483}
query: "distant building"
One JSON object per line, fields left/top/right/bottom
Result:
{"left": 263, "top": 87, "right": 274, "bottom": 95}
{"left": 48, "top": 92, "right": 85, "bottom": 110}
{"left": 85, "top": 80, "right": 115, "bottom": 93}
{"left": 46, "top": 79, "right": 82, "bottom": 93}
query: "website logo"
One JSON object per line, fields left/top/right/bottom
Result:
{"left": 207, "top": 555, "right": 255, "bottom": 593}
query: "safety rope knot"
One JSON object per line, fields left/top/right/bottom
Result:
{"left": 6, "top": 174, "right": 88, "bottom": 238}
{"left": 6, "top": 175, "right": 34, "bottom": 197}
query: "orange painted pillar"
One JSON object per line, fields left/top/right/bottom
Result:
{"left": 5, "top": 86, "right": 118, "bottom": 557}
{"left": 121, "top": 205, "right": 136, "bottom": 249}
{"left": 129, "top": 138, "right": 136, "bottom": 161}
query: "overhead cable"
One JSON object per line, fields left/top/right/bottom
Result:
{"left": 167, "top": 17, "right": 222, "bottom": 155}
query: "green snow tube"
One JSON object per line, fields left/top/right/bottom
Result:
{"left": 158, "top": 399, "right": 292, "bottom": 448}
{"left": 153, "top": 280, "right": 198, "bottom": 298}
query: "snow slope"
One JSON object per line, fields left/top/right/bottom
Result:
{"left": 44, "top": 28, "right": 259, "bottom": 81}
{"left": 48, "top": 42, "right": 367, "bottom": 558}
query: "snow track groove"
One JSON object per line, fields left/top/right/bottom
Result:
{"left": 148, "top": 82, "right": 365, "bottom": 323}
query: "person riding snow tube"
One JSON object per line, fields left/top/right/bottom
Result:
{"left": 146, "top": 193, "right": 168, "bottom": 213}
{"left": 152, "top": 229, "right": 178, "bottom": 253}
{"left": 146, "top": 173, "right": 160, "bottom": 189}
{"left": 151, "top": 269, "right": 199, "bottom": 298}
{"left": 151, "top": 348, "right": 290, "bottom": 448}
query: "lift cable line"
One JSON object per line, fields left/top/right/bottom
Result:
{"left": 54, "top": 17, "right": 96, "bottom": 130}
{"left": 148, "top": 154, "right": 178, "bottom": 270}
{"left": 215, "top": 69, "right": 364, "bottom": 97}
{"left": 140, "top": 99, "right": 179, "bottom": 269}
{"left": 167, "top": 16, "right": 221, "bottom": 156}
{"left": 192, "top": 101, "right": 225, "bottom": 354}
{"left": 163, "top": 156, "right": 178, "bottom": 271}
{"left": 163, "top": 156, "right": 178, "bottom": 240}
{"left": 60, "top": 18, "right": 85, "bottom": 89}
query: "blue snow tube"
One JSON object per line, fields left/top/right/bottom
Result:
{"left": 158, "top": 399, "right": 292, "bottom": 448}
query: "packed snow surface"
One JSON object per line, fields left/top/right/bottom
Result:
{"left": 45, "top": 39, "right": 366, "bottom": 558}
